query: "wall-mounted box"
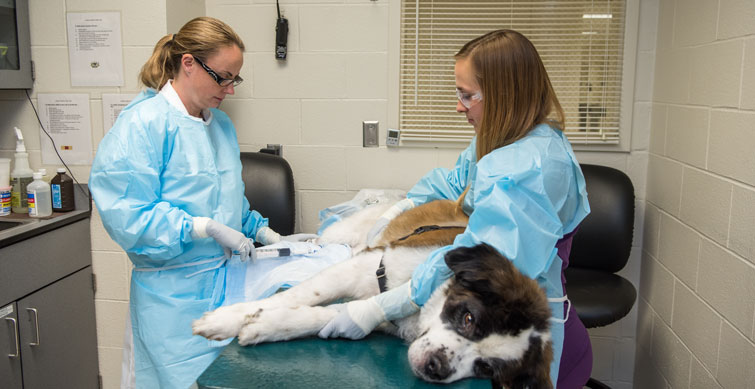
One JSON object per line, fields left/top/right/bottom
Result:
{"left": 0, "top": 0, "right": 33, "bottom": 89}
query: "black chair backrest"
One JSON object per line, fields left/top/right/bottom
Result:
{"left": 239, "top": 152, "right": 295, "bottom": 236}
{"left": 569, "top": 164, "right": 635, "bottom": 273}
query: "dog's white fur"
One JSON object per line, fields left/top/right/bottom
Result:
{"left": 193, "top": 200, "right": 552, "bottom": 386}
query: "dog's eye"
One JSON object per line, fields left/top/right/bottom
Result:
{"left": 462, "top": 312, "right": 474, "bottom": 328}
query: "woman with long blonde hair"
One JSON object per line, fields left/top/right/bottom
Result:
{"left": 320, "top": 29, "right": 592, "bottom": 387}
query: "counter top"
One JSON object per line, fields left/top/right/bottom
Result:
{"left": 0, "top": 184, "right": 91, "bottom": 249}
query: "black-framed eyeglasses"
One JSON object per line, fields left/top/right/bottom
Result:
{"left": 192, "top": 55, "right": 243, "bottom": 87}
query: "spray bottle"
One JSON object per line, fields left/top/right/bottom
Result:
{"left": 11, "top": 127, "right": 34, "bottom": 213}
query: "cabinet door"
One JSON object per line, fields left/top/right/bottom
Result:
{"left": 18, "top": 267, "right": 99, "bottom": 389}
{"left": 0, "top": 303, "right": 23, "bottom": 389}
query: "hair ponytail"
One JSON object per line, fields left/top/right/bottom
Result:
{"left": 139, "top": 34, "right": 177, "bottom": 90}
{"left": 138, "top": 17, "right": 245, "bottom": 90}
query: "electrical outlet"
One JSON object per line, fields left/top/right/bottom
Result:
{"left": 363, "top": 121, "right": 379, "bottom": 147}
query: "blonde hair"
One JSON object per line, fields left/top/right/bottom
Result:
{"left": 454, "top": 30, "right": 564, "bottom": 206}
{"left": 139, "top": 17, "right": 245, "bottom": 90}
{"left": 455, "top": 29, "right": 564, "bottom": 161}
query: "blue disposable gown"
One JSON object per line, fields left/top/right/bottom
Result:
{"left": 407, "top": 123, "right": 590, "bottom": 384}
{"left": 89, "top": 88, "right": 268, "bottom": 388}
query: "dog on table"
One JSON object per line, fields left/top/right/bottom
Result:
{"left": 192, "top": 200, "right": 554, "bottom": 388}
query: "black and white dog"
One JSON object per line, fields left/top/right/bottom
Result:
{"left": 193, "top": 200, "right": 553, "bottom": 388}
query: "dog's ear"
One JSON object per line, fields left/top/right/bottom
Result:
{"left": 444, "top": 243, "right": 516, "bottom": 290}
{"left": 444, "top": 243, "right": 501, "bottom": 273}
{"left": 444, "top": 244, "right": 495, "bottom": 291}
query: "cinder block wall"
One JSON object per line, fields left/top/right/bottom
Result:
{"left": 1, "top": 0, "right": 707, "bottom": 388}
{"left": 634, "top": 0, "right": 755, "bottom": 387}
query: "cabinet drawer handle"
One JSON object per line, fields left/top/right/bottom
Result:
{"left": 26, "top": 308, "right": 40, "bottom": 346}
{"left": 5, "top": 317, "right": 20, "bottom": 357}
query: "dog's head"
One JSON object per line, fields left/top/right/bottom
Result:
{"left": 407, "top": 244, "right": 553, "bottom": 388}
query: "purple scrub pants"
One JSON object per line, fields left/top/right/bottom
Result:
{"left": 555, "top": 229, "right": 593, "bottom": 388}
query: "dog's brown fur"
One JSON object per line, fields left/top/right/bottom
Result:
{"left": 374, "top": 200, "right": 553, "bottom": 388}
{"left": 443, "top": 244, "right": 554, "bottom": 388}
{"left": 377, "top": 200, "right": 469, "bottom": 248}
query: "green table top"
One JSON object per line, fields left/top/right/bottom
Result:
{"left": 197, "top": 333, "right": 490, "bottom": 388}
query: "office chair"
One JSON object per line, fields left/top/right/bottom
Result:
{"left": 239, "top": 151, "right": 295, "bottom": 236}
{"left": 565, "top": 164, "right": 636, "bottom": 389}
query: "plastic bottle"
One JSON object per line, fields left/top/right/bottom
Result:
{"left": 38, "top": 168, "right": 50, "bottom": 183}
{"left": 27, "top": 172, "right": 52, "bottom": 218}
{"left": 51, "top": 167, "right": 75, "bottom": 212}
{"left": 11, "top": 127, "right": 34, "bottom": 213}
{"left": 0, "top": 158, "right": 10, "bottom": 216}
{"left": 0, "top": 186, "right": 10, "bottom": 216}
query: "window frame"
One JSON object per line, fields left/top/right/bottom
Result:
{"left": 386, "top": 0, "right": 640, "bottom": 152}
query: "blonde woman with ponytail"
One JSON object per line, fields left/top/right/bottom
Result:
{"left": 89, "top": 17, "right": 313, "bottom": 388}
{"left": 319, "top": 30, "right": 592, "bottom": 388}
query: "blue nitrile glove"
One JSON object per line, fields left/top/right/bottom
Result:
{"left": 366, "top": 198, "right": 416, "bottom": 246}
{"left": 193, "top": 217, "right": 255, "bottom": 261}
{"left": 318, "top": 281, "right": 418, "bottom": 339}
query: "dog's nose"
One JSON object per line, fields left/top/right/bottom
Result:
{"left": 424, "top": 351, "right": 451, "bottom": 380}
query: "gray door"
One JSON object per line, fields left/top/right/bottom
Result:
{"left": 18, "top": 267, "right": 99, "bottom": 389}
{"left": 0, "top": 303, "right": 23, "bottom": 389}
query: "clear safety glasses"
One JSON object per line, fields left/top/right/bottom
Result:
{"left": 192, "top": 55, "right": 243, "bottom": 87}
{"left": 455, "top": 88, "right": 482, "bottom": 109}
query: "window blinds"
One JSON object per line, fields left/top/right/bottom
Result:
{"left": 399, "top": 0, "right": 626, "bottom": 145}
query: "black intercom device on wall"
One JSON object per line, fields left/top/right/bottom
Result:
{"left": 275, "top": 0, "right": 288, "bottom": 60}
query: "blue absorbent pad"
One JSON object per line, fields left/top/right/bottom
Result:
{"left": 223, "top": 241, "right": 352, "bottom": 306}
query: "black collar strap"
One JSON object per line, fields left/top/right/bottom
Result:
{"left": 376, "top": 225, "right": 461, "bottom": 294}
{"left": 396, "top": 225, "right": 460, "bottom": 241}
{"left": 376, "top": 256, "right": 388, "bottom": 293}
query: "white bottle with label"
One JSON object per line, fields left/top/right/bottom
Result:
{"left": 38, "top": 168, "right": 50, "bottom": 183}
{"left": 27, "top": 172, "right": 53, "bottom": 218}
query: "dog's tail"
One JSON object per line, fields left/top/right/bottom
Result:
{"left": 455, "top": 185, "right": 470, "bottom": 208}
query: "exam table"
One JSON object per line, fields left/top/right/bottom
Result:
{"left": 197, "top": 334, "right": 489, "bottom": 388}
{"left": 196, "top": 152, "right": 489, "bottom": 388}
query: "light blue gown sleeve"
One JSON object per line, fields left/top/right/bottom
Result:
{"left": 410, "top": 137, "right": 576, "bottom": 305}
{"left": 89, "top": 111, "right": 194, "bottom": 260}
{"left": 407, "top": 140, "right": 476, "bottom": 206}
{"left": 240, "top": 195, "right": 269, "bottom": 241}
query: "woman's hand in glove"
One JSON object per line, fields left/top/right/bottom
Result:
{"left": 256, "top": 226, "right": 319, "bottom": 245}
{"left": 317, "top": 282, "right": 418, "bottom": 340}
{"left": 280, "top": 233, "right": 319, "bottom": 243}
{"left": 193, "top": 217, "right": 256, "bottom": 261}
{"left": 317, "top": 301, "right": 384, "bottom": 340}
{"left": 366, "top": 198, "right": 415, "bottom": 247}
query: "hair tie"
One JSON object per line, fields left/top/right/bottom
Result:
{"left": 168, "top": 34, "right": 176, "bottom": 45}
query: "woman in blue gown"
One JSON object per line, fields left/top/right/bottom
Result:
{"left": 318, "top": 29, "right": 593, "bottom": 388}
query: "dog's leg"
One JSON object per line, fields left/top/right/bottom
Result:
{"left": 237, "top": 305, "right": 339, "bottom": 345}
{"left": 192, "top": 250, "right": 382, "bottom": 341}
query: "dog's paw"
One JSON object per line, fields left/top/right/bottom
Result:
{"left": 192, "top": 305, "right": 247, "bottom": 341}
{"left": 237, "top": 308, "right": 291, "bottom": 345}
